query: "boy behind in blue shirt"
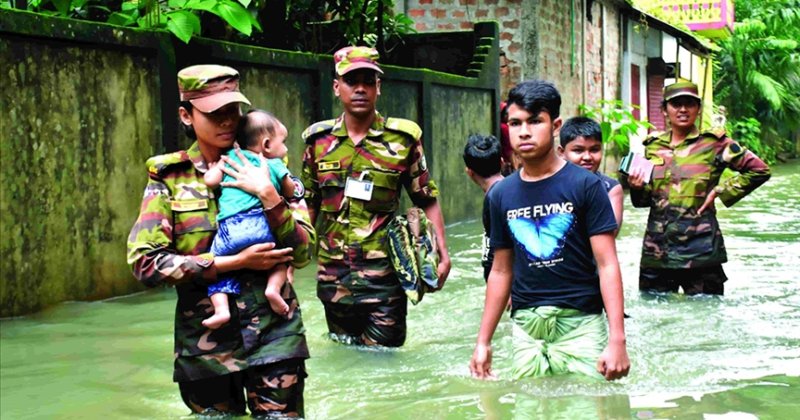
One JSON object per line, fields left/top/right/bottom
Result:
{"left": 469, "top": 80, "right": 629, "bottom": 381}
{"left": 463, "top": 134, "right": 505, "bottom": 282}
{"left": 558, "top": 116, "right": 624, "bottom": 236}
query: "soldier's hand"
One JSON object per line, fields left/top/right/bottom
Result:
{"left": 238, "top": 242, "right": 293, "bottom": 271}
{"left": 287, "top": 265, "right": 295, "bottom": 285}
{"left": 435, "top": 254, "right": 452, "bottom": 290}
{"left": 627, "top": 167, "right": 647, "bottom": 189}
{"left": 698, "top": 189, "right": 717, "bottom": 215}
{"left": 219, "top": 151, "right": 281, "bottom": 207}
{"left": 469, "top": 343, "right": 495, "bottom": 380}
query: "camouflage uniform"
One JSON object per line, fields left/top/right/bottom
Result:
{"left": 631, "top": 127, "right": 770, "bottom": 291}
{"left": 301, "top": 112, "right": 439, "bottom": 345}
{"left": 127, "top": 64, "right": 314, "bottom": 416}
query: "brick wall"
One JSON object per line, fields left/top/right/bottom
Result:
{"left": 405, "top": 0, "right": 623, "bottom": 116}
{"left": 535, "top": 0, "right": 583, "bottom": 114}
{"left": 405, "top": 0, "right": 525, "bottom": 97}
{"left": 584, "top": 2, "right": 621, "bottom": 106}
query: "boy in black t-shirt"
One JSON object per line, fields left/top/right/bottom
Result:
{"left": 558, "top": 116, "right": 624, "bottom": 236}
{"left": 463, "top": 134, "right": 505, "bottom": 282}
{"left": 468, "top": 80, "right": 630, "bottom": 381}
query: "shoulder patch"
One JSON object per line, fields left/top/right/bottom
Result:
{"left": 146, "top": 150, "right": 191, "bottom": 177}
{"left": 721, "top": 141, "right": 745, "bottom": 163}
{"left": 702, "top": 127, "right": 727, "bottom": 140}
{"left": 385, "top": 117, "right": 422, "bottom": 140}
{"left": 302, "top": 119, "right": 336, "bottom": 143}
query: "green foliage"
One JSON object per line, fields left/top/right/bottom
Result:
{"left": 578, "top": 100, "right": 653, "bottom": 158}
{"left": 287, "top": 0, "right": 416, "bottom": 53}
{"left": 9, "top": 0, "right": 417, "bottom": 50}
{"left": 728, "top": 117, "right": 776, "bottom": 164}
{"left": 16, "top": 0, "right": 260, "bottom": 43}
{"left": 715, "top": 0, "right": 800, "bottom": 159}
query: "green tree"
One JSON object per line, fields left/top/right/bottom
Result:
{"left": 6, "top": 0, "right": 415, "bottom": 50}
{"left": 579, "top": 100, "right": 653, "bottom": 172}
{"left": 714, "top": 0, "right": 800, "bottom": 161}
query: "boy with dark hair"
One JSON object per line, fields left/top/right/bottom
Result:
{"left": 558, "top": 116, "right": 624, "bottom": 235}
{"left": 463, "top": 134, "right": 504, "bottom": 281}
{"left": 469, "top": 80, "right": 629, "bottom": 381}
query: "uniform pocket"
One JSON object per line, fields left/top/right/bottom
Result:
{"left": 319, "top": 170, "right": 346, "bottom": 213}
{"left": 174, "top": 209, "right": 216, "bottom": 235}
{"left": 683, "top": 174, "right": 711, "bottom": 198}
{"left": 173, "top": 204, "right": 216, "bottom": 253}
{"left": 671, "top": 212, "right": 717, "bottom": 259}
{"left": 363, "top": 170, "right": 401, "bottom": 213}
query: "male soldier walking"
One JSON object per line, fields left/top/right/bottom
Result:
{"left": 301, "top": 46, "right": 451, "bottom": 347}
{"left": 627, "top": 80, "right": 770, "bottom": 295}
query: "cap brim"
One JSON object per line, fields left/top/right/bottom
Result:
{"left": 338, "top": 62, "right": 384, "bottom": 76}
{"left": 665, "top": 92, "right": 702, "bottom": 102}
{"left": 190, "top": 91, "right": 251, "bottom": 113}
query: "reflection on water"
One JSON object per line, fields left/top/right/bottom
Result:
{"left": 2, "top": 163, "right": 799, "bottom": 419}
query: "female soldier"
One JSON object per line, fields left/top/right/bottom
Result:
{"left": 127, "top": 65, "right": 315, "bottom": 417}
{"left": 627, "top": 81, "right": 770, "bottom": 295}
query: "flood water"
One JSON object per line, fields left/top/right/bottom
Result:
{"left": 2, "top": 162, "right": 799, "bottom": 419}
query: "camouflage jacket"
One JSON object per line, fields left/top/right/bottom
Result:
{"left": 301, "top": 113, "right": 439, "bottom": 302}
{"left": 630, "top": 128, "right": 770, "bottom": 269}
{"left": 126, "top": 141, "right": 314, "bottom": 382}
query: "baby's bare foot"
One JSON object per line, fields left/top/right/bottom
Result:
{"left": 202, "top": 312, "right": 230, "bottom": 330}
{"left": 265, "top": 290, "right": 290, "bottom": 317}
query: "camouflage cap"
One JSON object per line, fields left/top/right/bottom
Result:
{"left": 663, "top": 80, "right": 701, "bottom": 102}
{"left": 178, "top": 64, "right": 251, "bottom": 113}
{"left": 334, "top": 46, "right": 383, "bottom": 76}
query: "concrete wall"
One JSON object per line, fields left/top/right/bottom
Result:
{"left": 1, "top": 36, "right": 163, "bottom": 317}
{"left": 0, "top": 10, "right": 499, "bottom": 316}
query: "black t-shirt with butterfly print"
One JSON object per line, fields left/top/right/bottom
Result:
{"left": 487, "top": 162, "right": 617, "bottom": 314}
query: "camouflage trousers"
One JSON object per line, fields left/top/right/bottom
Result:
{"left": 639, "top": 265, "right": 727, "bottom": 295}
{"left": 316, "top": 257, "right": 408, "bottom": 347}
{"left": 322, "top": 295, "right": 408, "bottom": 347}
{"left": 178, "top": 358, "right": 306, "bottom": 418}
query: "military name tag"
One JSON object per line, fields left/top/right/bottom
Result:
{"left": 170, "top": 199, "right": 208, "bottom": 211}
{"left": 344, "top": 177, "right": 373, "bottom": 201}
{"left": 318, "top": 161, "right": 341, "bottom": 171}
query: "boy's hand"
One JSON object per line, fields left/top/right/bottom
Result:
{"left": 596, "top": 339, "right": 630, "bottom": 381}
{"left": 469, "top": 343, "right": 496, "bottom": 380}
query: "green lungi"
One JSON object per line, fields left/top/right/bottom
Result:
{"left": 511, "top": 306, "right": 607, "bottom": 380}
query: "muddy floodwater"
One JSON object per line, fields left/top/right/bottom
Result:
{"left": 2, "top": 162, "right": 798, "bottom": 419}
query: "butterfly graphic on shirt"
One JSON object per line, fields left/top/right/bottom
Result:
{"left": 508, "top": 213, "right": 575, "bottom": 263}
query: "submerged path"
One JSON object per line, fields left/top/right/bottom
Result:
{"left": 1, "top": 162, "right": 799, "bottom": 419}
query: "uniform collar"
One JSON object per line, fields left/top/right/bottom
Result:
{"left": 187, "top": 141, "right": 210, "bottom": 172}
{"left": 331, "top": 111, "right": 386, "bottom": 138}
{"left": 664, "top": 126, "right": 702, "bottom": 145}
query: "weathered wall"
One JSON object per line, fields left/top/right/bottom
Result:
{"left": 0, "top": 11, "right": 498, "bottom": 316}
{"left": 1, "top": 36, "right": 162, "bottom": 316}
{"left": 405, "top": 0, "right": 624, "bottom": 116}
{"left": 429, "top": 85, "right": 494, "bottom": 222}
{"left": 585, "top": 2, "right": 622, "bottom": 104}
